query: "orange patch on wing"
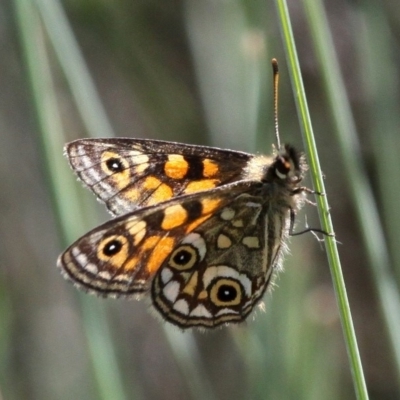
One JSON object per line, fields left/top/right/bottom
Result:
{"left": 198, "top": 290, "right": 208, "bottom": 300}
{"left": 142, "top": 176, "right": 173, "bottom": 205}
{"left": 145, "top": 236, "right": 176, "bottom": 274}
{"left": 123, "top": 256, "right": 139, "bottom": 271}
{"left": 185, "top": 215, "right": 211, "bottom": 232}
{"left": 184, "top": 179, "right": 218, "bottom": 194}
{"left": 161, "top": 204, "right": 188, "bottom": 230}
{"left": 182, "top": 271, "right": 198, "bottom": 296}
{"left": 143, "top": 176, "right": 162, "bottom": 189}
{"left": 202, "top": 159, "right": 219, "bottom": 177}
{"left": 201, "top": 198, "right": 222, "bottom": 214}
{"left": 124, "top": 187, "right": 140, "bottom": 202}
{"left": 164, "top": 154, "right": 189, "bottom": 179}
{"left": 146, "top": 184, "right": 173, "bottom": 206}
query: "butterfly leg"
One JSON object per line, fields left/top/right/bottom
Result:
{"left": 291, "top": 186, "right": 325, "bottom": 197}
{"left": 289, "top": 208, "right": 334, "bottom": 237}
{"left": 291, "top": 186, "right": 326, "bottom": 210}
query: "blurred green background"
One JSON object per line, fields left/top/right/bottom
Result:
{"left": 1, "top": 0, "right": 400, "bottom": 399}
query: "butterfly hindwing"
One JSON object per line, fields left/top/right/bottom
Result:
{"left": 65, "top": 138, "right": 253, "bottom": 216}
{"left": 58, "top": 179, "right": 289, "bottom": 327}
{"left": 151, "top": 189, "right": 287, "bottom": 328}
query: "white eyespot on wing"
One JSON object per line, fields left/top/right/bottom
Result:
{"left": 85, "top": 263, "right": 99, "bottom": 275}
{"left": 215, "top": 308, "right": 239, "bottom": 316}
{"left": 220, "top": 207, "right": 235, "bottom": 221}
{"left": 163, "top": 280, "right": 180, "bottom": 303}
{"left": 181, "top": 233, "right": 206, "bottom": 261}
{"left": 190, "top": 304, "right": 212, "bottom": 318}
{"left": 132, "top": 154, "right": 149, "bottom": 164}
{"left": 98, "top": 271, "right": 112, "bottom": 280}
{"left": 161, "top": 267, "right": 173, "bottom": 285}
{"left": 113, "top": 274, "right": 131, "bottom": 282}
{"left": 72, "top": 248, "right": 89, "bottom": 267}
{"left": 173, "top": 299, "right": 190, "bottom": 315}
{"left": 242, "top": 236, "right": 260, "bottom": 249}
{"left": 126, "top": 150, "right": 142, "bottom": 156}
{"left": 217, "top": 234, "right": 232, "bottom": 249}
{"left": 231, "top": 219, "right": 244, "bottom": 228}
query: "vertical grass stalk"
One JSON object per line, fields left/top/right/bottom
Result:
{"left": 274, "top": 0, "right": 369, "bottom": 399}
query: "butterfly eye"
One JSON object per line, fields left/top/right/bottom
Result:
{"left": 209, "top": 278, "right": 243, "bottom": 307}
{"left": 168, "top": 245, "right": 198, "bottom": 270}
{"left": 275, "top": 156, "right": 291, "bottom": 179}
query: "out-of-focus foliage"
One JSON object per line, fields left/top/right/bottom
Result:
{"left": 1, "top": 0, "right": 400, "bottom": 399}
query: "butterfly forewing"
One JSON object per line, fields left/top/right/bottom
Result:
{"left": 65, "top": 138, "right": 252, "bottom": 216}
{"left": 59, "top": 182, "right": 252, "bottom": 295}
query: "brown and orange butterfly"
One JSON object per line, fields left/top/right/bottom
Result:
{"left": 57, "top": 60, "right": 326, "bottom": 328}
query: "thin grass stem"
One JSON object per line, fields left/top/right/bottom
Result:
{"left": 274, "top": 1, "right": 369, "bottom": 399}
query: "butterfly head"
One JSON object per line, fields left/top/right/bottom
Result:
{"left": 263, "top": 144, "right": 305, "bottom": 184}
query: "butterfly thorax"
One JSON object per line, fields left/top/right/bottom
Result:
{"left": 243, "top": 144, "right": 306, "bottom": 211}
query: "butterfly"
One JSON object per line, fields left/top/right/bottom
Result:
{"left": 57, "top": 60, "right": 327, "bottom": 328}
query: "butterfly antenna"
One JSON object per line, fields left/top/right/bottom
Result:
{"left": 272, "top": 58, "right": 281, "bottom": 149}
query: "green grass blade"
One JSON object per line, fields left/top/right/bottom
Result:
{"left": 34, "top": 0, "right": 114, "bottom": 138}
{"left": 274, "top": 0, "right": 369, "bottom": 399}
{"left": 14, "top": 1, "right": 128, "bottom": 399}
